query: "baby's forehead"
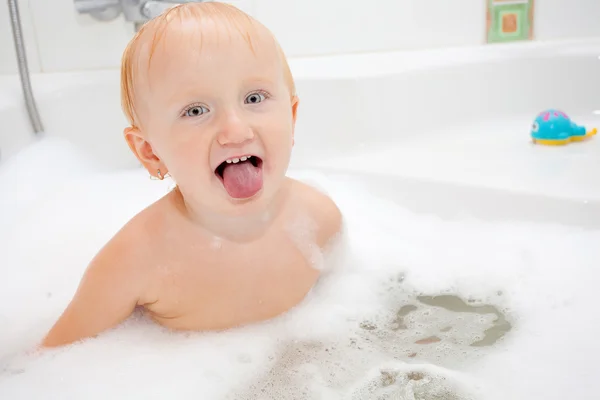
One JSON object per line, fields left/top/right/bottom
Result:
{"left": 121, "top": 4, "right": 295, "bottom": 127}
{"left": 135, "top": 15, "right": 279, "bottom": 79}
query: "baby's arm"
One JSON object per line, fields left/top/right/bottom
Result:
{"left": 41, "top": 234, "right": 148, "bottom": 348}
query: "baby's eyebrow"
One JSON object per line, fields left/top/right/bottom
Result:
{"left": 243, "top": 77, "right": 276, "bottom": 86}
{"left": 165, "top": 92, "right": 205, "bottom": 111}
{"left": 155, "top": 75, "right": 279, "bottom": 105}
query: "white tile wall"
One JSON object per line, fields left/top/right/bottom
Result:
{"left": 535, "top": 0, "right": 600, "bottom": 41}
{"left": 29, "top": 0, "right": 134, "bottom": 72}
{"left": 1, "top": 0, "right": 600, "bottom": 75}
{"left": 0, "top": 0, "right": 40, "bottom": 74}
{"left": 255, "top": 0, "right": 486, "bottom": 57}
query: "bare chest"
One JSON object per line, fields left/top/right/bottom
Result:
{"left": 145, "top": 233, "right": 321, "bottom": 331}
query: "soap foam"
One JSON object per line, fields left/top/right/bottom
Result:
{"left": 1, "top": 138, "right": 600, "bottom": 400}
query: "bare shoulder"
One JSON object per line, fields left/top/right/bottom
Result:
{"left": 40, "top": 196, "right": 171, "bottom": 347}
{"left": 98, "top": 195, "right": 170, "bottom": 271}
{"left": 84, "top": 193, "right": 175, "bottom": 299}
{"left": 78, "top": 194, "right": 167, "bottom": 294}
{"left": 288, "top": 178, "right": 343, "bottom": 247}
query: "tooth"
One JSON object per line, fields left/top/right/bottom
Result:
{"left": 247, "top": 155, "right": 252, "bottom": 158}
{"left": 226, "top": 159, "right": 232, "bottom": 164}
{"left": 240, "top": 156, "right": 247, "bottom": 161}
{"left": 232, "top": 158, "right": 240, "bottom": 163}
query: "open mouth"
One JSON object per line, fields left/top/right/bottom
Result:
{"left": 215, "top": 155, "right": 264, "bottom": 199}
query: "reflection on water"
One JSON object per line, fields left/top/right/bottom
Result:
{"left": 416, "top": 295, "right": 511, "bottom": 348}
{"left": 366, "top": 292, "right": 511, "bottom": 365}
{"left": 366, "top": 366, "right": 472, "bottom": 400}
{"left": 232, "top": 284, "right": 509, "bottom": 399}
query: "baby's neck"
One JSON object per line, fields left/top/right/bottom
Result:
{"left": 172, "top": 186, "right": 289, "bottom": 242}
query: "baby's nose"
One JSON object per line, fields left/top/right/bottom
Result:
{"left": 217, "top": 113, "right": 254, "bottom": 146}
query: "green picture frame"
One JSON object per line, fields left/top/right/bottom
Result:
{"left": 486, "top": 0, "right": 534, "bottom": 43}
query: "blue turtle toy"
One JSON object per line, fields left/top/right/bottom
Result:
{"left": 531, "top": 109, "right": 597, "bottom": 145}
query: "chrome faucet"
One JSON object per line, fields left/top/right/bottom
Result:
{"left": 74, "top": 0, "right": 207, "bottom": 29}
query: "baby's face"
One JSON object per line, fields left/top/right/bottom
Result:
{"left": 130, "top": 20, "right": 297, "bottom": 216}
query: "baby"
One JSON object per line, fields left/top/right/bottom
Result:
{"left": 41, "top": 2, "right": 342, "bottom": 347}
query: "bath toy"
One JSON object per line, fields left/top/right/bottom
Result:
{"left": 531, "top": 109, "right": 597, "bottom": 145}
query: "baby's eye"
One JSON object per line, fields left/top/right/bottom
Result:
{"left": 184, "top": 105, "right": 209, "bottom": 117}
{"left": 245, "top": 92, "right": 266, "bottom": 104}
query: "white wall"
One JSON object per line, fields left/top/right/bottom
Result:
{"left": 1, "top": 0, "right": 600, "bottom": 75}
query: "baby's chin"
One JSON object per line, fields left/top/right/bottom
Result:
{"left": 178, "top": 180, "right": 274, "bottom": 216}
{"left": 217, "top": 179, "right": 283, "bottom": 215}
{"left": 173, "top": 164, "right": 289, "bottom": 219}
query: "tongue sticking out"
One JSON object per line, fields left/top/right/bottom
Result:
{"left": 221, "top": 160, "right": 263, "bottom": 199}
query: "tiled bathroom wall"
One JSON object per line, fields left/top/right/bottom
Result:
{"left": 0, "top": 0, "right": 39, "bottom": 75}
{"left": 2, "top": 0, "right": 600, "bottom": 75}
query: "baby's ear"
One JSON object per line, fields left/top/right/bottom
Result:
{"left": 124, "top": 127, "right": 165, "bottom": 176}
{"left": 291, "top": 96, "right": 299, "bottom": 125}
{"left": 291, "top": 96, "right": 300, "bottom": 144}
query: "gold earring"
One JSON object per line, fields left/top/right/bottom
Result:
{"left": 150, "top": 169, "right": 164, "bottom": 181}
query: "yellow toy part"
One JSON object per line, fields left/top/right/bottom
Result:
{"left": 532, "top": 128, "right": 597, "bottom": 146}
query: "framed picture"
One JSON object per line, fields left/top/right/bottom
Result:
{"left": 486, "top": 0, "right": 534, "bottom": 43}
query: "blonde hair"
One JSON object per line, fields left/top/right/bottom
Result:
{"left": 120, "top": 2, "right": 296, "bottom": 128}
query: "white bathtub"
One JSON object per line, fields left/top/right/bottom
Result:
{"left": 1, "top": 38, "right": 600, "bottom": 399}
{"left": 3, "top": 37, "right": 600, "bottom": 220}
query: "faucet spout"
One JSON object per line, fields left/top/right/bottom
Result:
{"left": 73, "top": 0, "right": 122, "bottom": 21}
{"left": 140, "top": 0, "right": 185, "bottom": 19}
{"left": 73, "top": 0, "right": 208, "bottom": 27}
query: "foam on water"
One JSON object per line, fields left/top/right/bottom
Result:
{"left": 1, "top": 138, "right": 599, "bottom": 399}
{"left": 0, "top": 137, "right": 102, "bottom": 240}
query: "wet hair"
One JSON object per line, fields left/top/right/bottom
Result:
{"left": 120, "top": 2, "right": 296, "bottom": 128}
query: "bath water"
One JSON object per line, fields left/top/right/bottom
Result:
{"left": 0, "top": 138, "right": 598, "bottom": 399}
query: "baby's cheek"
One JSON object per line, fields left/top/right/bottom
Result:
{"left": 270, "top": 134, "right": 293, "bottom": 173}
{"left": 168, "top": 131, "right": 207, "bottom": 157}
{"left": 160, "top": 140, "right": 203, "bottom": 179}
